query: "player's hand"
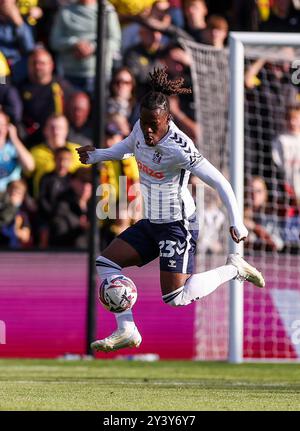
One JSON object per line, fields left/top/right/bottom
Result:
{"left": 230, "top": 226, "right": 247, "bottom": 243}
{"left": 76, "top": 145, "right": 95, "bottom": 164}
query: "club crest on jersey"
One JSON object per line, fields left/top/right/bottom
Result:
{"left": 152, "top": 151, "right": 162, "bottom": 164}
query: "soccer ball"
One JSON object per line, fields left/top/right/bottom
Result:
{"left": 99, "top": 274, "right": 138, "bottom": 313}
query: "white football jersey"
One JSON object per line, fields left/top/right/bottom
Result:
{"left": 89, "top": 120, "right": 203, "bottom": 223}
{"left": 87, "top": 120, "right": 248, "bottom": 238}
{"left": 132, "top": 120, "right": 205, "bottom": 222}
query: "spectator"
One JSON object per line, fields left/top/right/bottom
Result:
{"left": 29, "top": 113, "right": 83, "bottom": 198}
{"left": 38, "top": 146, "right": 73, "bottom": 247}
{"left": 50, "top": 0, "right": 121, "bottom": 93}
{"left": 169, "top": 93, "right": 201, "bottom": 142}
{"left": 99, "top": 123, "right": 141, "bottom": 248}
{"left": 17, "top": 0, "right": 43, "bottom": 27}
{"left": 244, "top": 176, "right": 284, "bottom": 252}
{"left": 120, "top": 1, "right": 172, "bottom": 54}
{"left": 169, "top": 0, "right": 185, "bottom": 27}
{"left": 0, "top": 110, "right": 35, "bottom": 192}
{"left": 201, "top": 15, "right": 229, "bottom": 49}
{"left": 0, "top": 51, "right": 23, "bottom": 125}
{"left": 107, "top": 113, "right": 131, "bottom": 138}
{"left": 66, "top": 92, "right": 92, "bottom": 147}
{"left": 271, "top": 104, "right": 300, "bottom": 249}
{"left": 197, "top": 183, "right": 226, "bottom": 255}
{"left": 33, "top": 1, "right": 60, "bottom": 49}
{"left": 18, "top": 47, "right": 74, "bottom": 147}
{"left": 0, "top": 0, "right": 35, "bottom": 83}
{"left": 110, "top": 0, "right": 156, "bottom": 15}
{"left": 149, "top": 0, "right": 172, "bottom": 46}
{"left": 124, "top": 26, "right": 165, "bottom": 99}
{"left": 161, "top": 46, "right": 199, "bottom": 140}
{"left": 100, "top": 123, "right": 139, "bottom": 201}
{"left": 259, "top": 0, "right": 300, "bottom": 32}
{"left": 244, "top": 49, "right": 298, "bottom": 179}
{"left": 0, "top": 85, "right": 23, "bottom": 126}
{"left": 0, "top": 50, "right": 10, "bottom": 81}
{"left": 107, "top": 67, "right": 136, "bottom": 125}
{"left": 38, "top": 146, "right": 73, "bottom": 219}
{"left": 182, "top": 0, "right": 208, "bottom": 43}
{"left": 121, "top": 1, "right": 192, "bottom": 53}
{"left": 272, "top": 104, "right": 300, "bottom": 207}
{"left": 50, "top": 167, "right": 92, "bottom": 249}
{"left": 232, "top": 0, "right": 300, "bottom": 32}
{"left": 232, "top": 0, "right": 259, "bottom": 31}
{"left": 120, "top": 5, "right": 152, "bottom": 55}
{"left": 0, "top": 179, "right": 31, "bottom": 248}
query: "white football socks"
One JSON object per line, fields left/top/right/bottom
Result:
{"left": 163, "top": 264, "right": 238, "bottom": 306}
{"left": 114, "top": 309, "right": 136, "bottom": 331}
{"left": 96, "top": 256, "right": 122, "bottom": 279}
{"left": 96, "top": 256, "right": 136, "bottom": 331}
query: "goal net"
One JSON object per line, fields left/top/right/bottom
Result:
{"left": 182, "top": 36, "right": 300, "bottom": 361}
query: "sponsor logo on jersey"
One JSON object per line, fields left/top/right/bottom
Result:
{"left": 152, "top": 151, "right": 162, "bottom": 164}
{"left": 137, "top": 160, "right": 165, "bottom": 179}
{"left": 168, "top": 260, "right": 177, "bottom": 268}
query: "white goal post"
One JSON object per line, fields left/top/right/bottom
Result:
{"left": 181, "top": 33, "right": 300, "bottom": 363}
{"left": 229, "top": 32, "right": 300, "bottom": 363}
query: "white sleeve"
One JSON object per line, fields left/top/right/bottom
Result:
{"left": 191, "top": 158, "right": 248, "bottom": 239}
{"left": 176, "top": 143, "right": 248, "bottom": 239}
{"left": 87, "top": 130, "right": 135, "bottom": 164}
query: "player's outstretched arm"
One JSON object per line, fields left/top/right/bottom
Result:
{"left": 76, "top": 138, "right": 135, "bottom": 165}
{"left": 76, "top": 126, "right": 137, "bottom": 165}
{"left": 191, "top": 158, "right": 248, "bottom": 243}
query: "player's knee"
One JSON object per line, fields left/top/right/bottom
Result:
{"left": 163, "top": 297, "right": 183, "bottom": 307}
{"left": 95, "top": 255, "right": 121, "bottom": 268}
{"left": 95, "top": 255, "right": 122, "bottom": 279}
{"left": 162, "top": 287, "right": 185, "bottom": 307}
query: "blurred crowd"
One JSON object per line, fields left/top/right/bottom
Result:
{"left": 0, "top": 0, "right": 299, "bottom": 252}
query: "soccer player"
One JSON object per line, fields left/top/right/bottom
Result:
{"left": 77, "top": 68, "right": 265, "bottom": 352}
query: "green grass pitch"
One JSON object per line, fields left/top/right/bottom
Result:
{"left": 0, "top": 359, "right": 300, "bottom": 411}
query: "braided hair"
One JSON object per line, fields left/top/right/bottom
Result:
{"left": 140, "top": 67, "right": 192, "bottom": 112}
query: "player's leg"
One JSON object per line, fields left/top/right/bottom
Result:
{"left": 161, "top": 253, "right": 265, "bottom": 306}
{"left": 101, "top": 237, "right": 143, "bottom": 268}
{"left": 91, "top": 220, "right": 159, "bottom": 352}
{"left": 157, "top": 215, "right": 264, "bottom": 307}
{"left": 161, "top": 264, "right": 238, "bottom": 305}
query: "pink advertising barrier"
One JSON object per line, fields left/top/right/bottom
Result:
{"left": 195, "top": 255, "right": 300, "bottom": 360}
{"left": 0, "top": 252, "right": 195, "bottom": 359}
{"left": 243, "top": 255, "right": 300, "bottom": 359}
{"left": 1, "top": 252, "right": 299, "bottom": 359}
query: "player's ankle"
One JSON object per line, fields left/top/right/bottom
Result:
{"left": 117, "top": 321, "right": 136, "bottom": 331}
{"left": 115, "top": 309, "right": 135, "bottom": 331}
